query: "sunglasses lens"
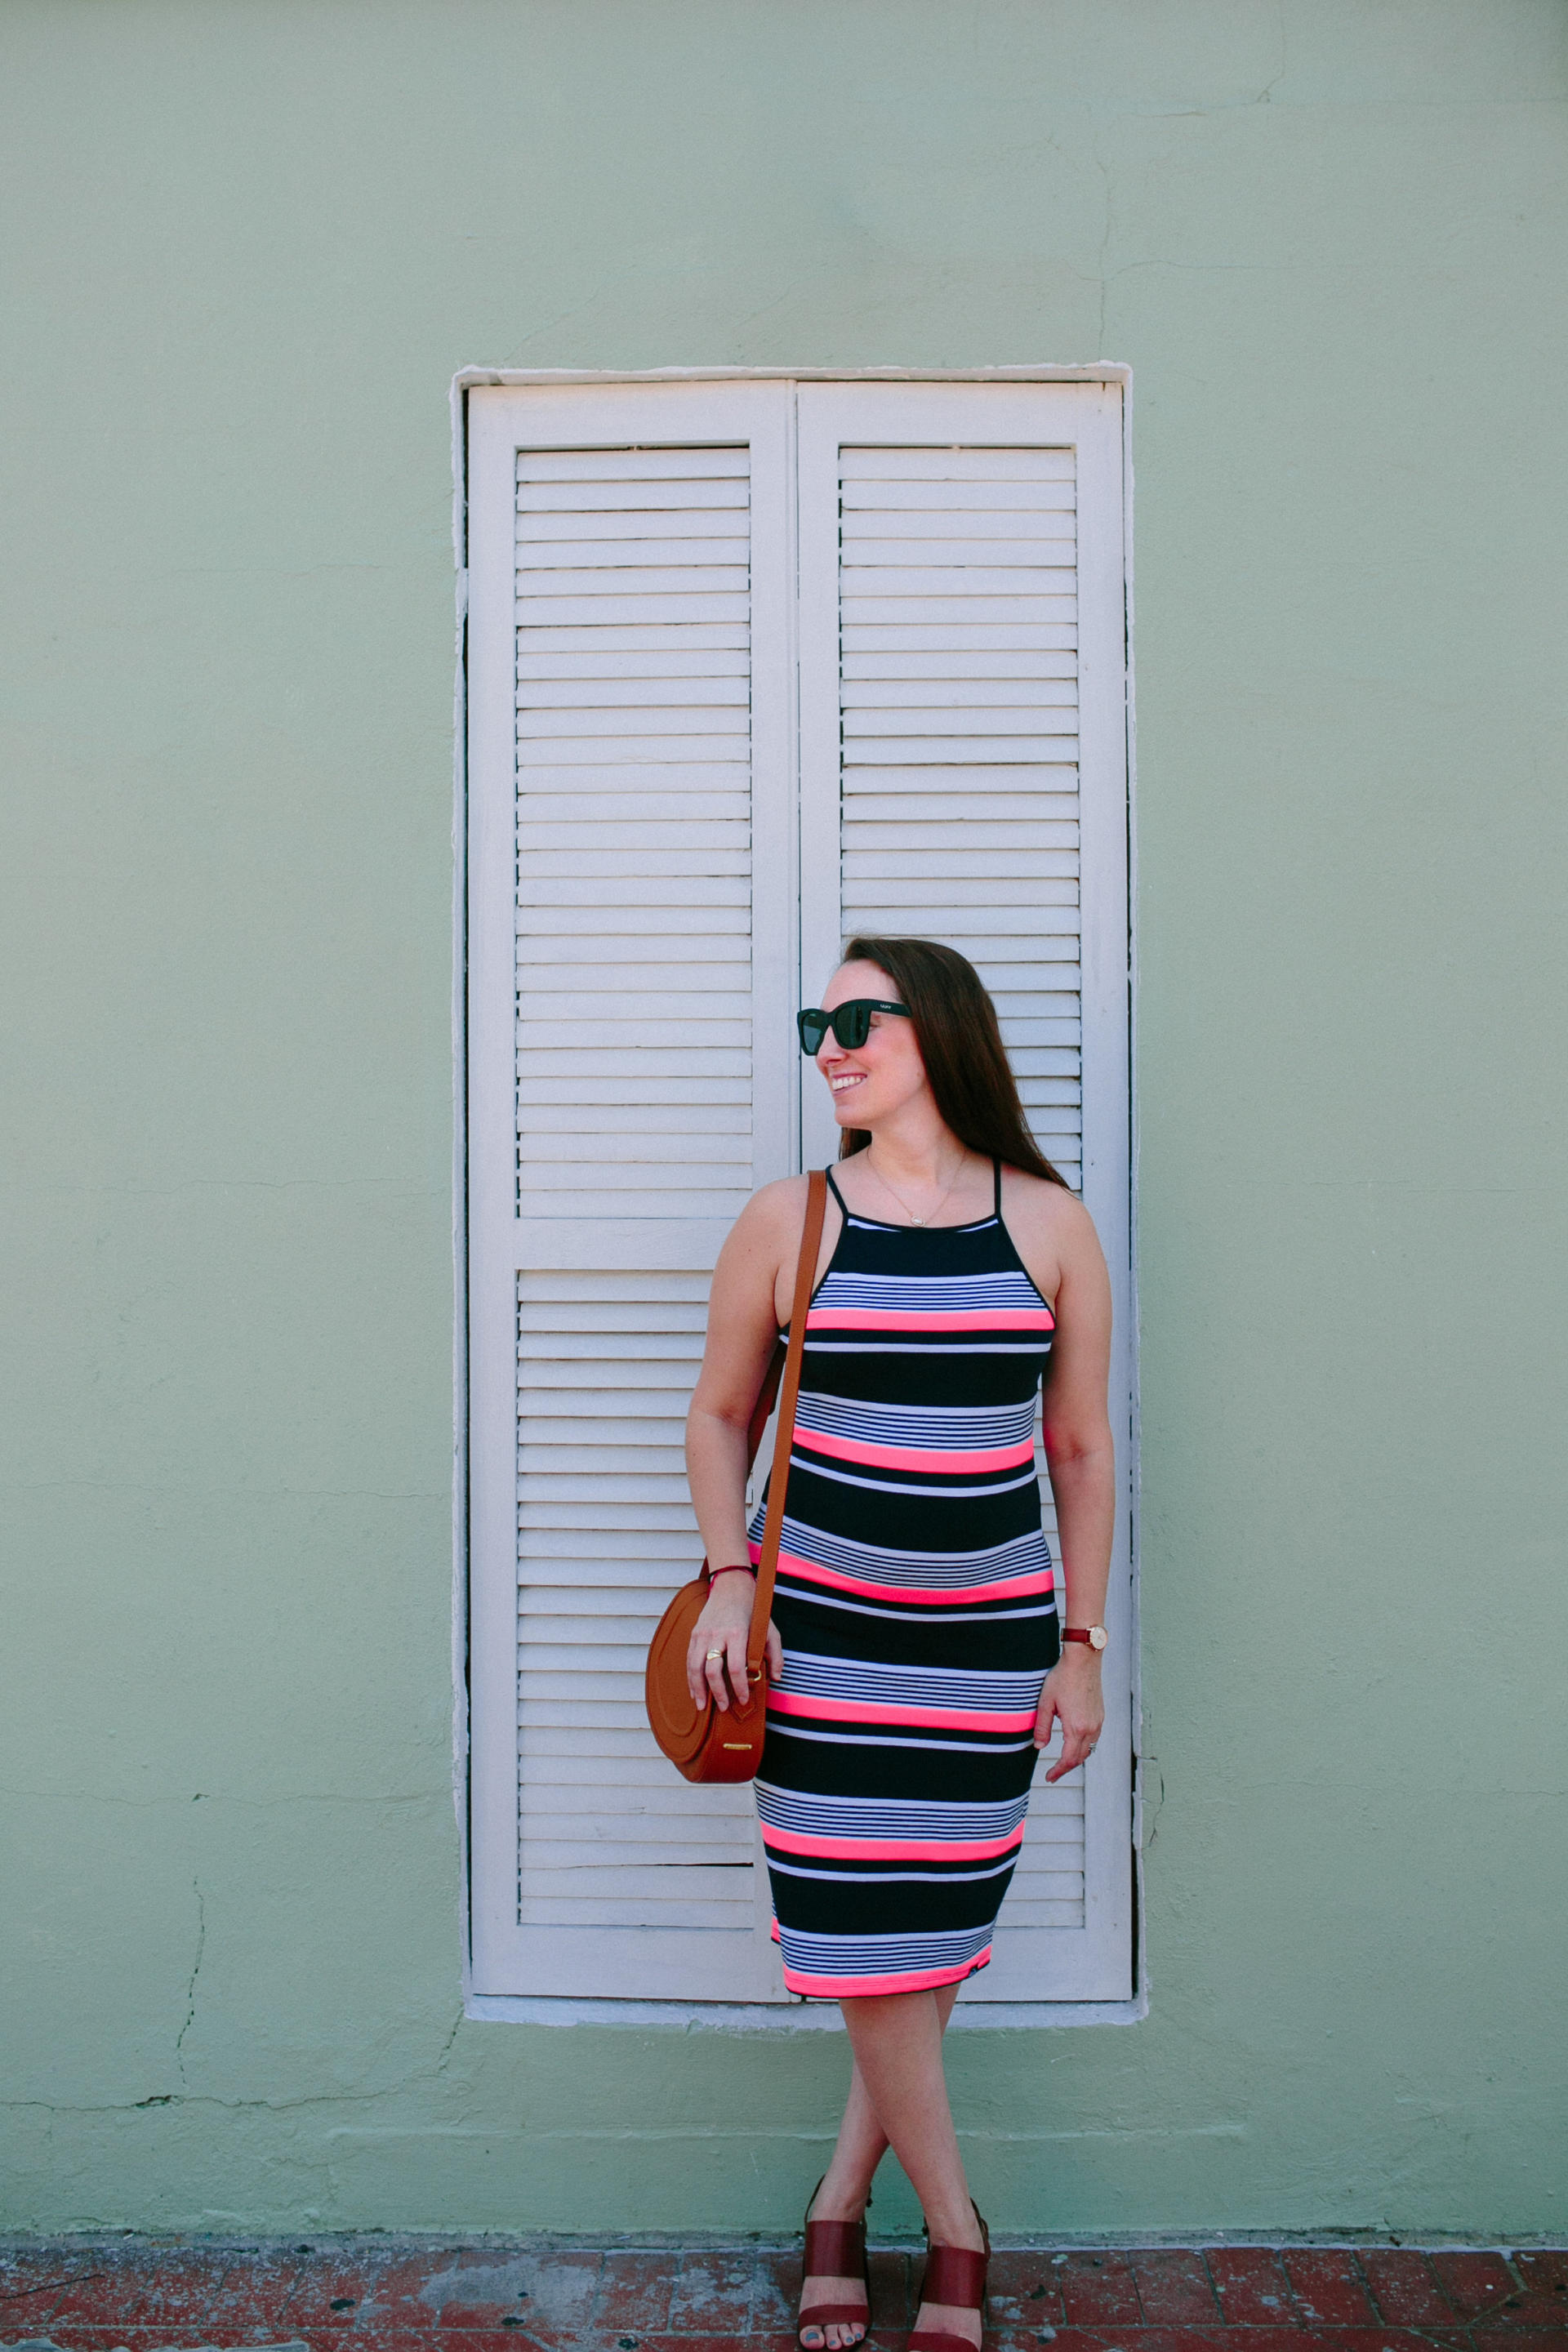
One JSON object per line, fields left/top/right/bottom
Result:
{"left": 797, "top": 1010, "right": 829, "bottom": 1054}
{"left": 833, "top": 1003, "right": 871, "bottom": 1049}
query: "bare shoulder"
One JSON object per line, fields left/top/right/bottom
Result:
{"left": 999, "top": 1167, "right": 1107, "bottom": 1303}
{"left": 741, "top": 1172, "right": 813, "bottom": 1241}
{"left": 1001, "top": 1167, "right": 1098, "bottom": 1248}
{"left": 715, "top": 1173, "right": 811, "bottom": 1276}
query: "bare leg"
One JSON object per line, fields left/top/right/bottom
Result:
{"left": 840, "top": 1988, "right": 985, "bottom": 2352}
{"left": 799, "top": 1984, "right": 963, "bottom": 2351}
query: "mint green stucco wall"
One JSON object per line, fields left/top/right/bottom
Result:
{"left": 3, "top": 0, "right": 1566, "bottom": 2239}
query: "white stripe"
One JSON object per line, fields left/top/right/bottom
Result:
{"left": 804, "top": 1341, "right": 1051, "bottom": 1356}
{"left": 755, "top": 1785, "right": 1031, "bottom": 1837}
{"left": 779, "top": 1927, "right": 994, "bottom": 1967}
{"left": 771, "top": 1583, "right": 1056, "bottom": 1628}
{"left": 787, "top": 1456, "right": 1040, "bottom": 1497}
{"left": 764, "top": 1722, "right": 1037, "bottom": 1754}
{"left": 752, "top": 1515, "right": 1054, "bottom": 1582}
{"left": 767, "top": 1858, "right": 1018, "bottom": 1884}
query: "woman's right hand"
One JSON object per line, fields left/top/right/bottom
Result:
{"left": 686, "top": 1568, "right": 783, "bottom": 1712}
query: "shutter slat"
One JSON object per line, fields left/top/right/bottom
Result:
{"left": 519, "top": 675, "right": 751, "bottom": 706}
{"left": 520, "top": 1134, "right": 753, "bottom": 1165}
{"left": 519, "top": 1499, "right": 697, "bottom": 1527}
{"left": 518, "top": 537, "right": 751, "bottom": 572}
{"left": 516, "top": 933, "right": 750, "bottom": 963}
{"left": 515, "top": 594, "right": 750, "bottom": 626}
{"left": 852, "top": 875, "right": 1077, "bottom": 904}
{"left": 841, "top": 448, "right": 1075, "bottom": 480}
{"left": 845, "top": 537, "right": 1076, "bottom": 568}
{"left": 519, "top": 1105, "right": 752, "bottom": 1138}
{"left": 840, "top": 480, "right": 1076, "bottom": 513}
{"left": 521, "top": 1890, "right": 750, "bottom": 1918}
{"left": 517, "top": 1049, "right": 751, "bottom": 1080}
{"left": 518, "top": 506, "right": 748, "bottom": 539}
{"left": 841, "top": 505, "right": 1075, "bottom": 537}
{"left": 520, "top": 622, "right": 750, "bottom": 653}
{"left": 521, "top": 457, "right": 751, "bottom": 486}
{"left": 517, "top": 704, "right": 749, "bottom": 737}
{"left": 843, "top": 770, "right": 1076, "bottom": 798}
{"left": 844, "top": 597, "right": 1076, "bottom": 626}
{"left": 843, "top": 679, "right": 1078, "bottom": 707}
{"left": 519, "top": 849, "right": 751, "bottom": 878}
{"left": 519, "top": 875, "right": 751, "bottom": 907}
{"left": 519, "top": 904, "right": 751, "bottom": 936}
{"left": 519, "top": 649, "right": 753, "bottom": 680}
{"left": 843, "top": 624, "right": 1077, "bottom": 652}
{"left": 843, "top": 650, "right": 1077, "bottom": 679}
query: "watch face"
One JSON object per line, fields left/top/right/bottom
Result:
{"left": 1089, "top": 1625, "right": 1108, "bottom": 1650}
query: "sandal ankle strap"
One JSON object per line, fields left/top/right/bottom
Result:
{"left": 804, "top": 2211, "right": 865, "bottom": 2286}
{"left": 919, "top": 2242, "right": 988, "bottom": 2310}
{"left": 804, "top": 2216, "right": 866, "bottom": 2280}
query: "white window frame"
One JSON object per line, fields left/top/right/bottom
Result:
{"left": 452, "top": 367, "right": 1142, "bottom": 2029}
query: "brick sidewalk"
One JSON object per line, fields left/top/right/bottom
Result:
{"left": 2, "top": 2243, "right": 1564, "bottom": 2352}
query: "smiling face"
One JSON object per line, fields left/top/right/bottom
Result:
{"left": 816, "top": 960, "right": 933, "bottom": 1134}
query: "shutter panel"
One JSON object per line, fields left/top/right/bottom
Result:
{"left": 468, "top": 385, "right": 795, "bottom": 1999}
{"left": 797, "top": 382, "right": 1133, "bottom": 2002}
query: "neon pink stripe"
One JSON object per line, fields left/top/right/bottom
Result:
{"left": 795, "top": 1426, "right": 1036, "bottom": 1474}
{"left": 809, "top": 1307, "right": 1053, "bottom": 1332}
{"left": 761, "top": 1823, "right": 1025, "bottom": 1863}
{"left": 756, "top": 1544, "right": 1054, "bottom": 1606}
{"left": 782, "top": 1952, "right": 993, "bottom": 1998}
{"left": 768, "top": 1690, "right": 1038, "bottom": 1733}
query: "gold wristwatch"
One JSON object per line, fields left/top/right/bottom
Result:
{"left": 1062, "top": 1624, "right": 1108, "bottom": 1651}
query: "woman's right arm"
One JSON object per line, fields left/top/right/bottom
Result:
{"left": 682, "top": 1178, "right": 803, "bottom": 1711}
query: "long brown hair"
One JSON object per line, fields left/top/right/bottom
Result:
{"left": 835, "top": 935, "right": 1068, "bottom": 1187}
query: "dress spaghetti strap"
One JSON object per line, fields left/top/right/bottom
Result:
{"left": 993, "top": 1156, "right": 1003, "bottom": 1218}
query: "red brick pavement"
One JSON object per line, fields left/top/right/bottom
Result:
{"left": 0, "top": 2242, "right": 1562, "bottom": 2352}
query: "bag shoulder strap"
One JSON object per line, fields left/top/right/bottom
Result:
{"left": 746, "top": 1169, "right": 827, "bottom": 1676}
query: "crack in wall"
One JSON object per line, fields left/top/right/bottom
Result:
{"left": 6, "top": 2012, "right": 471, "bottom": 2121}
{"left": 174, "top": 1882, "right": 205, "bottom": 2089}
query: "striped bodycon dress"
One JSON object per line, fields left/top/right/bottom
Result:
{"left": 746, "top": 1161, "right": 1060, "bottom": 1998}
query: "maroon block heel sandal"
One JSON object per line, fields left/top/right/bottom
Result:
{"left": 797, "top": 2176, "right": 873, "bottom": 2350}
{"left": 908, "top": 2205, "right": 990, "bottom": 2352}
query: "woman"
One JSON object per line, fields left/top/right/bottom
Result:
{"left": 684, "top": 938, "right": 1115, "bottom": 2352}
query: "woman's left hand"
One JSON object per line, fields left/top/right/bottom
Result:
{"left": 1034, "top": 1650, "right": 1105, "bottom": 1784}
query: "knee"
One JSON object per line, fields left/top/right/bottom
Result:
{"left": 841, "top": 1989, "right": 936, "bottom": 2025}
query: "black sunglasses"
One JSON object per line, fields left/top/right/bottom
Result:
{"left": 796, "top": 999, "right": 911, "bottom": 1054}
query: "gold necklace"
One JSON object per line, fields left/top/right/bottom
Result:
{"left": 866, "top": 1148, "right": 966, "bottom": 1228}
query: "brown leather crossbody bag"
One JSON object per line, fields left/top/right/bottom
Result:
{"left": 644, "top": 1169, "right": 827, "bottom": 1784}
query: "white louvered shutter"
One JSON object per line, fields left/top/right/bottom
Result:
{"left": 470, "top": 377, "right": 1132, "bottom": 2010}
{"left": 798, "top": 382, "right": 1133, "bottom": 2002}
{"left": 467, "top": 384, "right": 796, "bottom": 1999}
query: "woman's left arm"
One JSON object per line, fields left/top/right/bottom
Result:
{"left": 1013, "top": 1186, "right": 1116, "bottom": 1784}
